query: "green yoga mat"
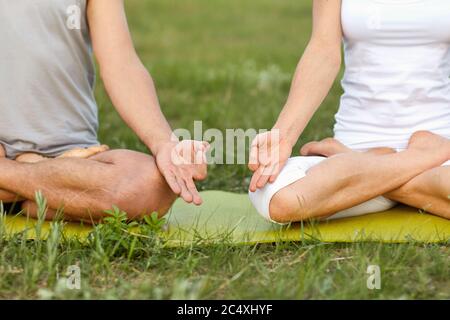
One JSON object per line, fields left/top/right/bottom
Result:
{"left": 2, "top": 191, "right": 450, "bottom": 244}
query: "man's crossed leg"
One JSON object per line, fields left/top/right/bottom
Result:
{"left": 0, "top": 145, "right": 181, "bottom": 223}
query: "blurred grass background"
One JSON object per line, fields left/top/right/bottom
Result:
{"left": 96, "top": 0, "right": 341, "bottom": 192}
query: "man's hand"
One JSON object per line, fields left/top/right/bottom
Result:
{"left": 155, "top": 140, "right": 209, "bottom": 205}
{"left": 248, "top": 131, "right": 293, "bottom": 192}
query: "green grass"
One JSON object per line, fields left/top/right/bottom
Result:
{"left": 1, "top": 201, "right": 449, "bottom": 299}
{"left": 0, "top": 0, "right": 448, "bottom": 299}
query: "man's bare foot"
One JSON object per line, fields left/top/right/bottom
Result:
{"left": 300, "top": 138, "right": 351, "bottom": 157}
{"left": 57, "top": 145, "right": 109, "bottom": 159}
{"left": 15, "top": 145, "right": 110, "bottom": 163}
{"left": 407, "top": 131, "right": 450, "bottom": 162}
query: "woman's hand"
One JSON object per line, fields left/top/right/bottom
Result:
{"left": 155, "top": 140, "right": 209, "bottom": 205}
{"left": 248, "top": 131, "right": 293, "bottom": 192}
{"left": 245, "top": 1, "right": 343, "bottom": 194}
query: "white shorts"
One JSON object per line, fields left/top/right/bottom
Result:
{"left": 249, "top": 156, "right": 450, "bottom": 224}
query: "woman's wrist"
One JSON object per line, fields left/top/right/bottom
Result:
{"left": 272, "top": 123, "right": 301, "bottom": 149}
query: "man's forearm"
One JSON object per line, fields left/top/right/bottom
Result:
{"left": 101, "top": 59, "right": 174, "bottom": 154}
{"left": 274, "top": 41, "right": 341, "bottom": 146}
{"left": 88, "top": 0, "right": 174, "bottom": 155}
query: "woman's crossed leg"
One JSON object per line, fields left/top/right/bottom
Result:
{"left": 250, "top": 131, "right": 450, "bottom": 223}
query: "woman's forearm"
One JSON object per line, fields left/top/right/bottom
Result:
{"left": 274, "top": 40, "right": 342, "bottom": 146}
{"left": 101, "top": 58, "right": 174, "bottom": 154}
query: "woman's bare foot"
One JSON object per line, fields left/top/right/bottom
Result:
{"left": 301, "top": 138, "right": 397, "bottom": 158}
{"left": 300, "top": 138, "right": 351, "bottom": 157}
{"left": 407, "top": 131, "right": 450, "bottom": 163}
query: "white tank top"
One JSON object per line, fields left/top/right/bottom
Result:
{"left": 334, "top": 0, "right": 450, "bottom": 151}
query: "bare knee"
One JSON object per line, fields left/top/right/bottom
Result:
{"left": 269, "top": 187, "right": 312, "bottom": 223}
{"left": 107, "top": 154, "right": 176, "bottom": 220}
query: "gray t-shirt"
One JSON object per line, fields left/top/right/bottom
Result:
{"left": 0, "top": 0, "right": 99, "bottom": 159}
